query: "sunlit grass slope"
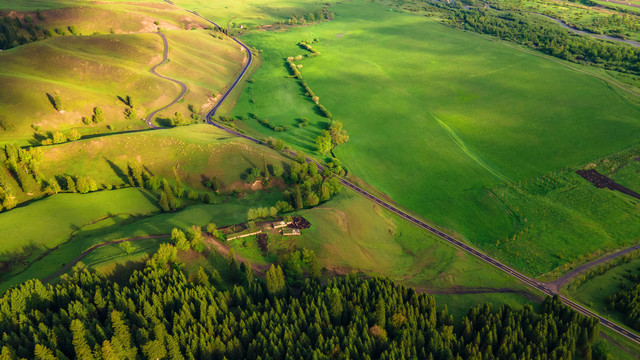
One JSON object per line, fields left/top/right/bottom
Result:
{"left": 0, "top": 29, "right": 243, "bottom": 144}
{"left": 232, "top": 0, "right": 640, "bottom": 251}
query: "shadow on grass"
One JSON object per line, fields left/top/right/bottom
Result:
{"left": 105, "top": 158, "right": 131, "bottom": 185}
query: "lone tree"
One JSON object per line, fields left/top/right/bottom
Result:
{"left": 47, "top": 93, "right": 62, "bottom": 111}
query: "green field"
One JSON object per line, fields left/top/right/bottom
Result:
{"left": 168, "top": 0, "right": 335, "bottom": 27}
{"left": 0, "top": 189, "right": 283, "bottom": 292}
{"left": 564, "top": 258, "right": 640, "bottom": 337}
{"left": 231, "top": 0, "right": 640, "bottom": 274}
{"left": 297, "top": 191, "right": 531, "bottom": 291}
{"left": 38, "top": 124, "right": 290, "bottom": 193}
{"left": 0, "top": 187, "right": 158, "bottom": 257}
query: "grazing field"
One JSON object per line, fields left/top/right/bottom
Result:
{"left": 167, "top": 0, "right": 335, "bottom": 27}
{"left": 297, "top": 191, "right": 529, "bottom": 291}
{"left": 483, "top": 172, "right": 640, "bottom": 277}
{"left": 38, "top": 124, "right": 290, "bottom": 193}
{"left": 0, "top": 187, "right": 158, "bottom": 258}
{"left": 0, "top": 190, "right": 283, "bottom": 292}
{"left": 564, "top": 257, "right": 640, "bottom": 334}
{"left": 231, "top": 0, "right": 640, "bottom": 274}
{"left": 0, "top": 29, "right": 243, "bottom": 144}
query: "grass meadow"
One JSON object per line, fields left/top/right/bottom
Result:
{"left": 167, "top": 0, "right": 338, "bottom": 27}
{"left": 231, "top": 0, "right": 640, "bottom": 275}
{"left": 0, "top": 28, "right": 243, "bottom": 144}
{"left": 37, "top": 124, "right": 290, "bottom": 193}
{"left": 564, "top": 258, "right": 640, "bottom": 339}
{"left": 0, "top": 188, "right": 158, "bottom": 258}
{"left": 0, "top": 190, "right": 283, "bottom": 292}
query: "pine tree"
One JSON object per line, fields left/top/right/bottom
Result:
{"left": 34, "top": 344, "right": 56, "bottom": 360}
{"left": 71, "top": 319, "right": 96, "bottom": 360}
{"left": 266, "top": 265, "right": 286, "bottom": 296}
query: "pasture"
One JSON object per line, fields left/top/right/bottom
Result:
{"left": 0, "top": 187, "right": 158, "bottom": 259}
{"left": 0, "top": 190, "right": 283, "bottom": 292}
{"left": 231, "top": 0, "right": 640, "bottom": 273}
{"left": 564, "top": 257, "right": 640, "bottom": 335}
{"left": 167, "top": 0, "right": 337, "bottom": 27}
{"left": 37, "top": 124, "right": 290, "bottom": 193}
{"left": 0, "top": 28, "right": 243, "bottom": 144}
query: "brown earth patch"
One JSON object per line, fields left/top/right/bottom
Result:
{"left": 576, "top": 169, "right": 640, "bottom": 200}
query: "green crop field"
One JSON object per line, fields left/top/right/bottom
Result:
{"left": 231, "top": 0, "right": 640, "bottom": 275}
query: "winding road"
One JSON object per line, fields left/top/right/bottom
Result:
{"left": 144, "top": 31, "right": 189, "bottom": 128}
{"left": 153, "top": 0, "right": 640, "bottom": 346}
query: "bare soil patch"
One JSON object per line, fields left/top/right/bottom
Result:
{"left": 289, "top": 216, "right": 311, "bottom": 229}
{"left": 576, "top": 169, "right": 640, "bottom": 200}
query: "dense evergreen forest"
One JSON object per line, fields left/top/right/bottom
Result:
{"left": 608, "top": 269, "right": 640, "bottom": 332}
{"left": 395, "top": 0, "right": 640, "bottom": 74}
{"left": 0, "top": 249, "right": 608, "bottom": 360}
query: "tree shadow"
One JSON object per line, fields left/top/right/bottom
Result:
{"left": 104, "top": 158, "right": 130, "bottom": 185}
{"left": 45, "top": 93, "right": 58, "bottom": 110}
{"left": 156, "top": 117, "right": 173, "bottom": 127}
{"left": 108, "top": 260, "right": 148, "bottom": 284}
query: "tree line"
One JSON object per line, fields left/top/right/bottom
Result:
{"left": 607, "top": 267, "right": 640, "bottom": 331}
{"left": 0, "top": 246, "right": 609, "bottom": 359}
{"left": 396, "top": 0, "right": 640, "bottom": 74}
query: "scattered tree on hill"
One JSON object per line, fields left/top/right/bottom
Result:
{"left": 169, "top": 112, "right": 191, "bottom": 127}
{"left": 52, "top": 131, "right": 67, "bottom": 144}
{"left": 47, "top": 93, "right": 62, "bottom": 111}
{"left": 119, "top": 241, "right": 135, "bottom": 255}
{"left": 92, "top": 107, "right": 105, "bottom": 123}
{"left": 187, "top": 225, "right": 205, "bottom": 253}
{"left": 68, "top": 129, "right": 81, "bottom": 141}
{"left": 206, "top": 223, "right": 219, "bottom": 238}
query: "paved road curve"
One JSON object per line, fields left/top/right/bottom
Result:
{"left": 144, "top": 32, "right": 189, "bottom": 128}
{"left": 163, "top": 0, "right": 640, "bottom": 346}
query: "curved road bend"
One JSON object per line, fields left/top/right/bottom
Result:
{"left": 145, "top": 31, "right": 189, "bottom": 129}
{"left": 160, "top": 0, "right": 640, "bottom": 345}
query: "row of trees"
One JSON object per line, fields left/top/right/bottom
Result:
{"left": 40, "top": 129, "right": 81, "bottom": 145}
{"left": 0, "top": 248, "right": 608, "bottom": 359}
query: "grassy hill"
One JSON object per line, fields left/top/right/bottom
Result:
{"left": 37, "top": 124, "right": 289, "bottom": 193}
{"left": 0, "top": 27, "right": 244, "bottom": 144}
{"left": 231, "top": 0, "right": 640, "bottom": 275}
{"left": 0, "top": 124, "right": 292, "bottom": 289}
